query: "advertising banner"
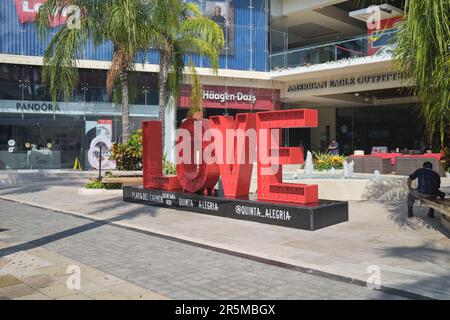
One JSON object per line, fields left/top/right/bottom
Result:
{"left": 15, "top": 0, "right": 67, "bottom": 26}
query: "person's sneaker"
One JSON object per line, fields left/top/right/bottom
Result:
{"left": 427, "top": 209, "right": 435, "bottom": 218}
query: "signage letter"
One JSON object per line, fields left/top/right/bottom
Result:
{"left": 210, "top": 114, "right": 256, "bottom": 197}
{"left": 142, "top": 121, "right": 181, "bottom": 190}
{"left": 256, "top": 109, "right": 319, "bottom": 204}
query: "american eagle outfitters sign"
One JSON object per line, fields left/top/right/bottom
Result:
{"left": 287, "top": 71, "right": 409, "bottom": 95}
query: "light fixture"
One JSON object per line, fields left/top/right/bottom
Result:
{"left": 354, "top": 93, "right": 360, "bottom": 97}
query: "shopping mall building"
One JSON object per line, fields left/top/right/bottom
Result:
{"left": 0, "top": 0, "right": 423, "bottom": 170}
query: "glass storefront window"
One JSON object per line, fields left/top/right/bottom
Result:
{"left": 0, "top": 63, "right": 160, "bottom": 170}
{"left": 0, "top": 117, "right": 83, "bottom": 170}
{"left": 336, "top": 104, "right": 427, "bottom": 156}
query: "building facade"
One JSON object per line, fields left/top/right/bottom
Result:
{"left": 270, "top": 0, "right": 426, "bottom": 154}
{"left": 0, "top": 0, "right": 425, "bottom": 171}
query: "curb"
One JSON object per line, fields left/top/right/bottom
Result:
{"left": 78, "top": 188, "right": 123, "bottom": 195}
{"left": 0, "top": 196, "right": 436, "bottom": 300}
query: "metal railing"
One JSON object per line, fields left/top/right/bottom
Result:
{"left": 269, "top": 29, "right": 397, "bottom": 71}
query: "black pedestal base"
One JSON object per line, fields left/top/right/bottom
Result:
{"left": 123, "top": 186, "right": 348, "bottom": 231}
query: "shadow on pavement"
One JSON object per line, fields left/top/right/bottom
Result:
{"left": 380, "top": 200, "right": 450, "bottom": 237}
{"left": 0, "top": 219, "right": 110, "bottom": 258}
{"left": 377, "top": 243, "right": 450, "bottom": 299}
{"left": 0, "top": 198, "right": 163, "bottom": 259}
{"left": 378, "top": 241, "right": 450, "bottom": 263}
{"left": 362, "top": 178, "right": 408, "bottom": 201}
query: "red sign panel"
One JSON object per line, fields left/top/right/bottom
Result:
{"left": 15, "top": 0, "right": 67, "bottom": 26}
{"left": 179, "top": 85, "right": 280, "bottom": 111}
{"left": 256, "top": 109, "right": 319, "bottom": 204}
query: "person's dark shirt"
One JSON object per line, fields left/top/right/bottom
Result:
{"left": 211, "top": 14, "right": 226, "bottom": 26}
{"left": 409, "top": 168, "right": 441, "bottom": 195}
{"left": 329, "top": 142, "right": 339, "bottom": 155}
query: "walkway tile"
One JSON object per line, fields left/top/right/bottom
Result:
{"left": 0, "top": 235, "right": 166, "bottom": 300}
{"left": 15, "top": 292, "right": 52, "bottom": 300}
{"left": 131, "top": 292, "right": 170, "bottom": 300}
{"left": 90, "top": 291, "right": 129, "bottom": 300}
{"left": 0, "top": 275, "right": 22, "bottom": 288}
{"left": 38, "top": 284, "right": 78, "bottom": 299}
{"left": 0, "top": 283, "right": 36, "bottom": 299}
{"left": 108, "top": 283, "right": 149, "bottom": 297}
{"left": 21, "top": 274, "right": 59, "bottom": 290}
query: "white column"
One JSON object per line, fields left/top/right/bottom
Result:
{"left": 164, "top": 95, "right": 177, "bottom": 163}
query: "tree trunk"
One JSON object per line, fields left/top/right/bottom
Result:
{"left": 159, "top": 52, "right": 170, "bottom": 154}
{"left": 120, "top": 72, "right": 131, "bottom": 143}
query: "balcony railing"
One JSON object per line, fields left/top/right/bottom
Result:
{"left": 269, "top": 29, "right": 398, "bottom": 71}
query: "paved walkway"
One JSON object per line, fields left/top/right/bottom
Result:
{"left": 0, "top": 233, "right": 167, "bottom": 300}
{"left": 0, "top": 173, "right": 450, "bottom": 299}
{"left": 0, "top": 200, "right": 402, "bottom": 299}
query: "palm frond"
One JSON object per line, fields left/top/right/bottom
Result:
{"left": 394, "top": 0, "right": 450, "bottom": 147}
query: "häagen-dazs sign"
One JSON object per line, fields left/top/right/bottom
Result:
{"left": 286, "top": 71, "right": 410, "bottom": 97}
{"left": 179, "top": 85, "right": 280, "bottom": 111}
{"left": 203, "top": 90, "right": 257, "bottom": 104}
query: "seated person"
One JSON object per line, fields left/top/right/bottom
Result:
{"left": 328, "top": 139, "right": 339, "bottom": 155}
{"left": 407, "top": 162, "right": 444, "bottom": 218}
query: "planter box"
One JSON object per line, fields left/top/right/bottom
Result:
{"left": 396, "top": 157, "right": 444, "bottom": 176}
{"left": 347, "top": 156, "right": 392, "bottom": 174}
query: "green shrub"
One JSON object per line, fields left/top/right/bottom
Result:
{"left": 110, "top": 130, "right": 143, "bottom": 171}
{"left": 85, "top": 180, "right": 122, "bottom": 189}
{"left": 110, "top": 129, "right": 177, "bottom": 174}
{"left": 312, "top": 151, "right": 346, "bottom": 171}
{"left": 163, "top": 155, "right": 176, "bottom": 175}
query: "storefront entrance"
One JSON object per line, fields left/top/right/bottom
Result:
{"left": 0, "top": 116, "right": 84, "bottom": 170}
{"left": 336, "top": 104, "right": 427, "bottom": 155}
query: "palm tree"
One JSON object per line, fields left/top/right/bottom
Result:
{"left": 36, "top": 0, "right": 152, "bottom": 143}
{"left": 395, "top": 0, "right": 450, "bottom": 147}
{"left": 148, "top": 0, "right": 224, "bottom": 151}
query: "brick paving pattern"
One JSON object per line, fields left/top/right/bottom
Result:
{"left": 0, "top": 199, "right": 403, "bottom": 299}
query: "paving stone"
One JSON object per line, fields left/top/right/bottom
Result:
{"left": 0, "top": 283, "right": 36, "bottom": 299}
{"left": 0, "top": 275, "right": 22, "bottom": 288}
{"left": 56, "top": 293, "right": 92, "bottom": 300}
{"left": 37, "top": 265, "right": 69, "bottom": 278}
{"left": 90, "top": 291, "right": 129, "bottom": 300}
{"left": 38, "top": 284, "right": 79, "bottom": 299}
{"left": 108, "top": 282, "right": 149, "bottom": 297}
{"left": 21, "top": 274, "right": 59, "bottom": 289}
{"left": 84, "top": 273, "right": 125, "bottom": 287}
{"left": 14, "top": 292, "right": 52, "bottom": 300}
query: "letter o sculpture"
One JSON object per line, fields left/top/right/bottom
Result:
{"left": 176, "top": 118, "right": 220, "bottom": 195}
